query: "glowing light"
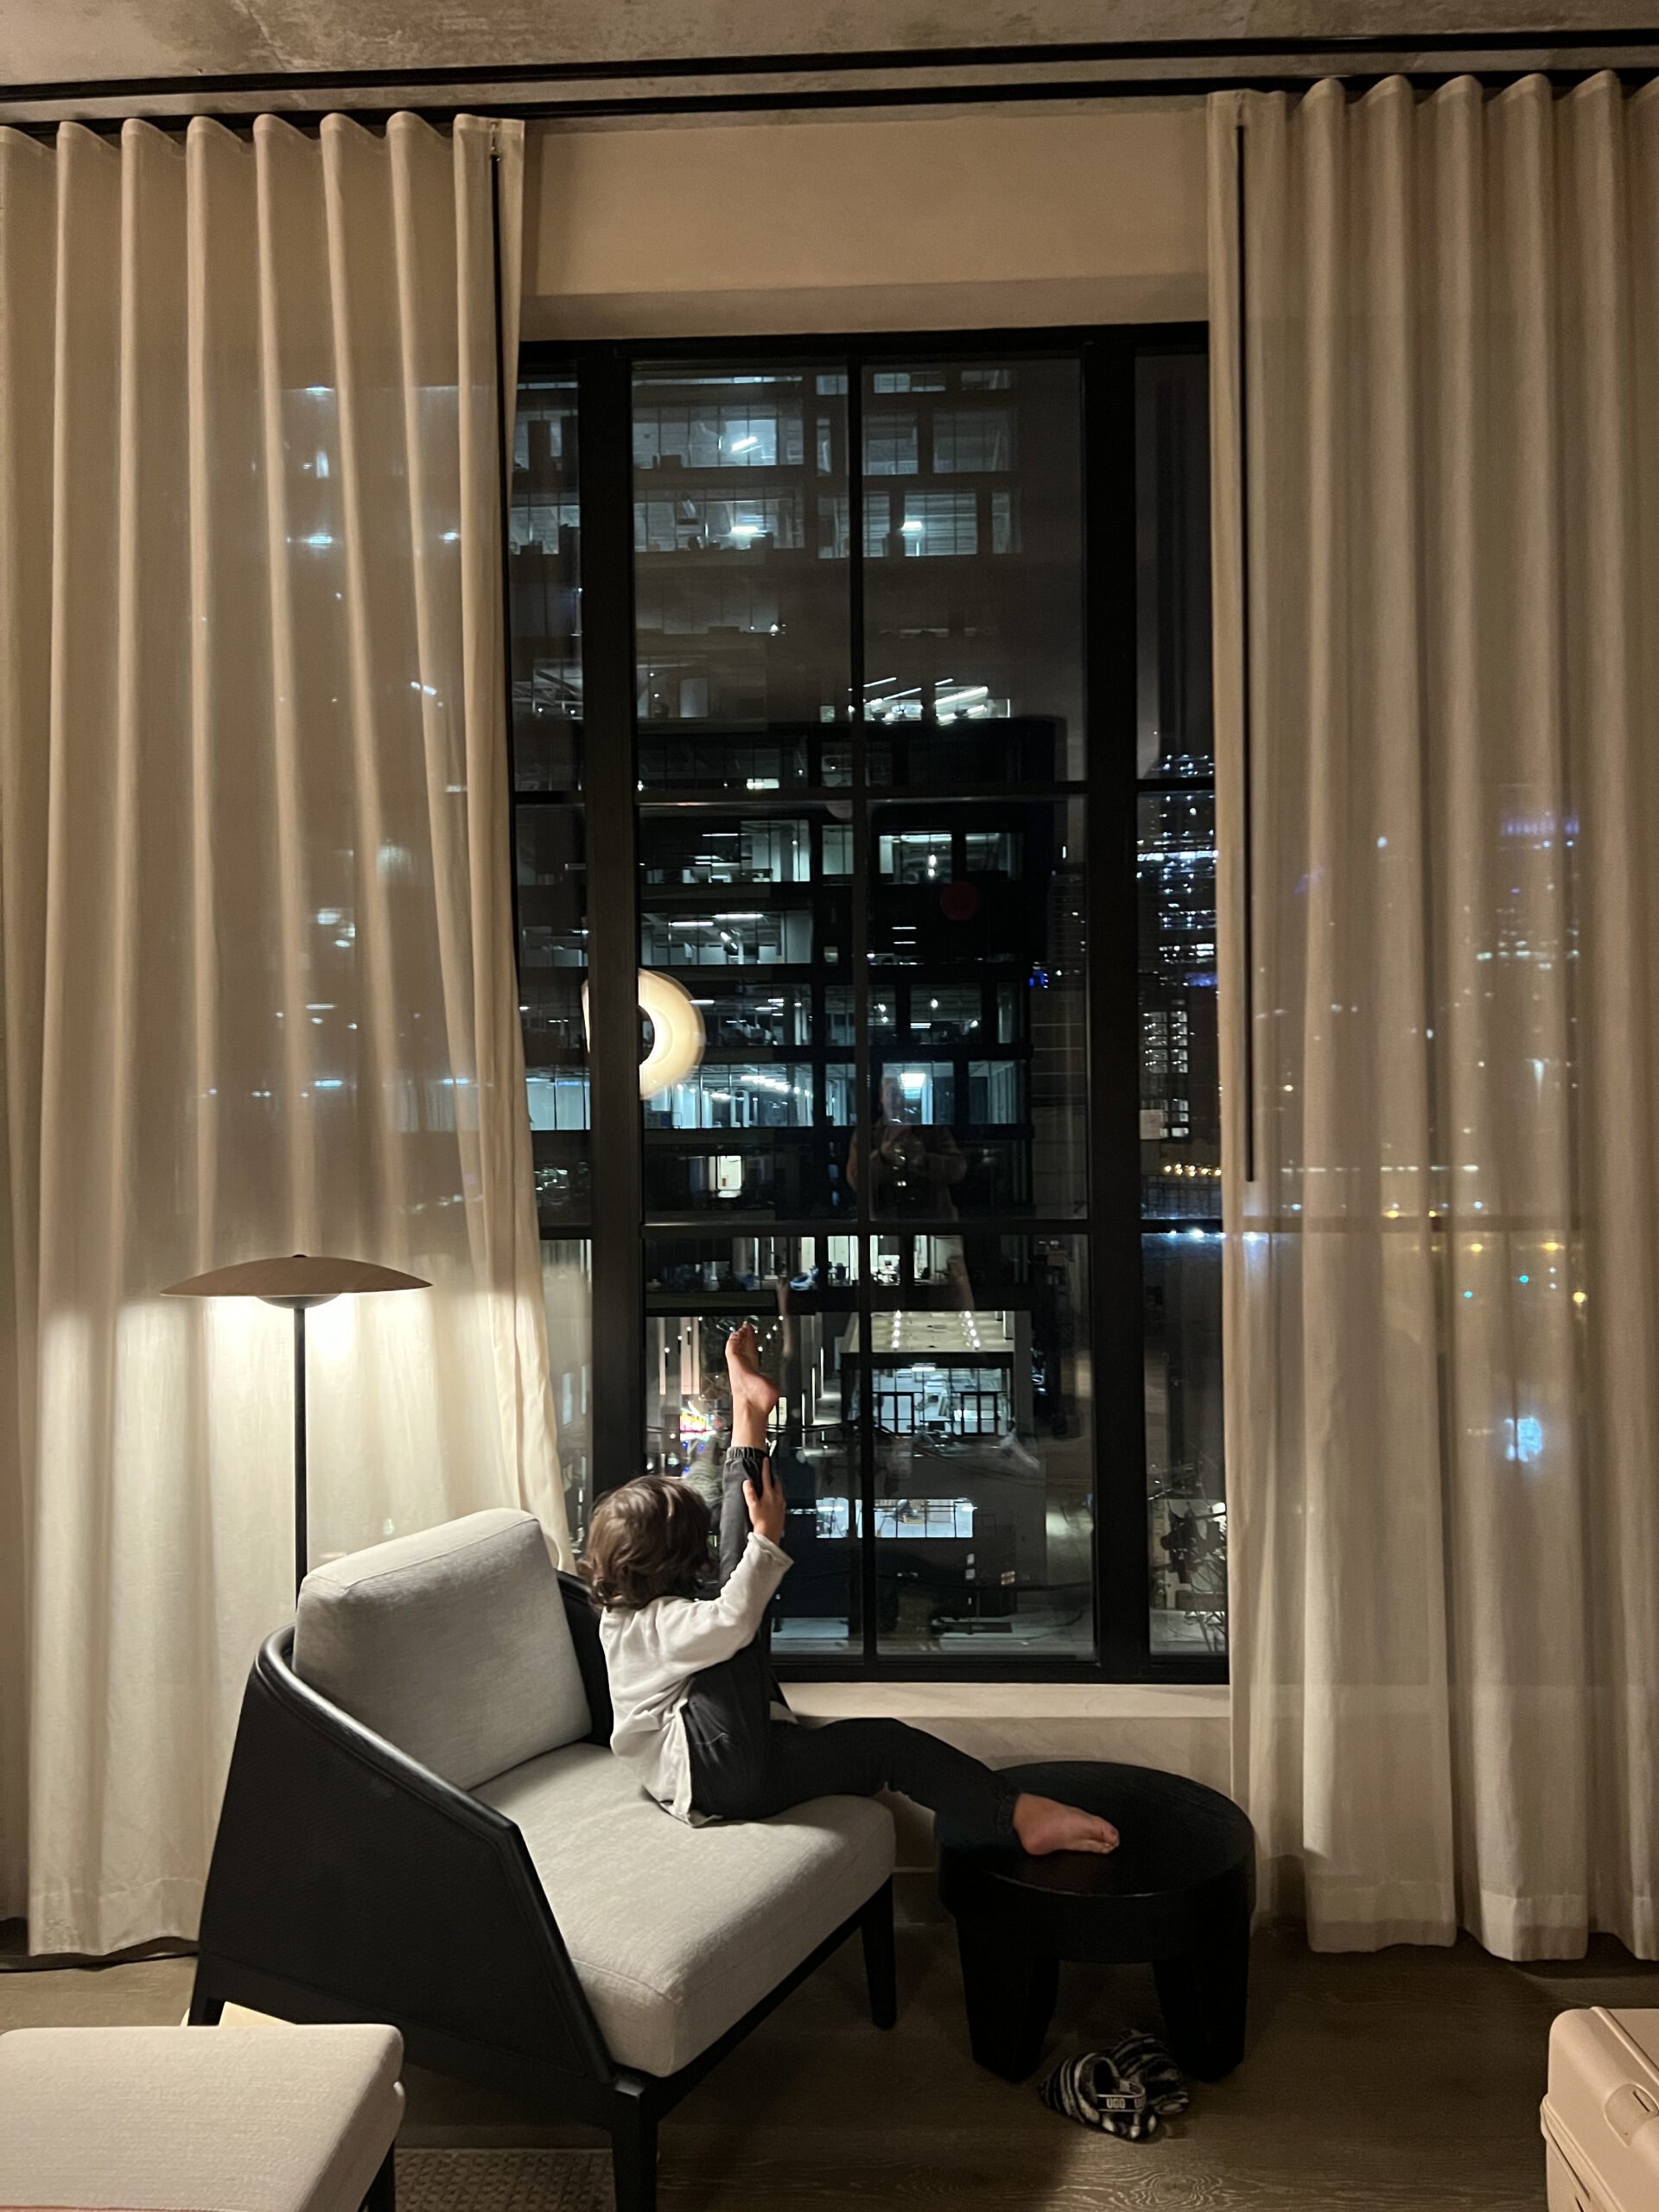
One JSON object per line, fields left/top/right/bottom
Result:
{"left": 583, "top": 969, "right": 706, "bottom": 1100}
{"left": 1503, "top": 1415, "right": 1544, "bottom": 1465}
{"left": 678, "top": 1402, "right": 715, "bottom": 1448}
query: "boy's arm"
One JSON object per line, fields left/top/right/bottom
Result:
{"left": 656, "top": 1533, "right": 791, "bottom": 1672}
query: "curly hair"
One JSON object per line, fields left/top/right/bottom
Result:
{"left": 582, "top": 1475, "right": 711, "bottom": 1611}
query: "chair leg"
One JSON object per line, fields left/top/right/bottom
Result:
{"left": 361, "top": 2147, "right": 396, "bottom": 2212}
{"left": 187, "top": 1962, "right": 225, "bottom": 2027}
{"left": 610, "top": 2093, "right": 658, "bottom": 2212}
{"left": 860, "top": 1880, "right": 897, "bottom": 2030}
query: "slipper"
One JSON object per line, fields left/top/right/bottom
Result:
{"left": 1039, "top": 2031, "right": 1190, "bottom": 2140}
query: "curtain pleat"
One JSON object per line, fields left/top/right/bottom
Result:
{"left": 0, "top": 111, "right": 568, "bottom": 1956}
{"left": 1211, "top": 73, "right": 1659, "bottom": 1958}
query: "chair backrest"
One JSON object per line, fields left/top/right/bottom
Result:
{"left": 292, "top": 1509, "right": 591, "bottom": 1789}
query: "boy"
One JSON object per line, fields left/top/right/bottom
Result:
{"left": 586, "top": 1323, "right": 1119, "bottom": 1856}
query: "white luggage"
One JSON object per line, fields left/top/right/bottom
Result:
{"left": 1541, "top": 2008, "right": 1659, "bottom": 2211}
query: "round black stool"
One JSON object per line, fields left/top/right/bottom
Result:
{"left": 938, "top": 1759, "right": 1255, "bottom": 2084}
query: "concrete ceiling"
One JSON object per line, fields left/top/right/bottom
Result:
{"left": 4, "top": 0, "right": 1658, "bottom": 92}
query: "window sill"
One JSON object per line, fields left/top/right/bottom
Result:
{"left": 787, "top": 1680, "right": 1228, "bottom": 1724}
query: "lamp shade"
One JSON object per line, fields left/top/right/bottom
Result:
{"left": 162, "top": 1253, "right": 429, "bottom": 1596}
{"left": 162, "top": 1255, "right": 429, "bottom": 1306}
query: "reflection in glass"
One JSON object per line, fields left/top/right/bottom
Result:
{"left": 543, "top": 1239, "right": 593, "bottom": 1539}
{"left": 510, "top": 377, "right": 582, "bottom": 791}
{"left": 863, "top": 357, "right": 1084, "bottom": 785}
{"left": 633, "top": 363, "right": 850, "bottom": 792}
{"left": 517, "top": 806, "right": 589, "bottom": 1224}
{"left": 645, "top": 1237, "right": 858, "bottom": 1653}
{"left": 866, "top": 802, "right": 1086, "bottom": 1217}
{"left": 1143, "top": 1233, "right": 1226, "bottom": 1656}
{"left": 1139, "top": 790, "right": 1220, "bottom": 1219}
{"left": 861, "top": 1237, "right": 1093, "bottom": 1656}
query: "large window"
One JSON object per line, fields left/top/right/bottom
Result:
{"left": 508, "top": 332, "right": 1221, "bottom": 1678}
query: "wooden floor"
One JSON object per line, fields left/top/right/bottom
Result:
{"left": 4, "top": 1914, "right": 1656, "bottom": 2209}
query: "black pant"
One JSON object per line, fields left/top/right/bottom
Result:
{"left": 683, "top": 1446, "right": 1019, "bottom": 1847}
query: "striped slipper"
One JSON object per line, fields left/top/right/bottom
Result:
{"left": 1112, "top": 2029, "right": 1190, "bottom": 2121}
{"left": 1039, "top": 2031, "right": 1190, "bottom": 2140}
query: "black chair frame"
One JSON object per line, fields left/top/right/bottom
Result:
{"left": 190, "top": 1575, "right": 896, "bottom": 2212}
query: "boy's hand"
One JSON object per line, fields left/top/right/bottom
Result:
{"left": 745, "top": 1458, "right": 787, "bottom": 1548}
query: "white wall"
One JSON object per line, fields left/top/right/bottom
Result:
{"left": 521, "top": 103, "right": 1208, "bottom": 339}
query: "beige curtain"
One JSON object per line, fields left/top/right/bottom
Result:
{"left": 0, "top": 112, "right": 569, "bottom": 1957}
{"left": 1210, "top": 73, "right": 1659, "bottom": 1959}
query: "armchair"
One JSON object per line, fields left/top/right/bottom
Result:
{"left": 189, "top": 1510, "right": 896, "bottom": 2212}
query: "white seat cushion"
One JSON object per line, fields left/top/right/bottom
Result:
{"left": 476, "top": 1743, "right": 894, "bottom": 2077}
{"left": 0, "top": 2024, "right": 403, "bottom": 2212}
{"left": 294, "top": 1509, "right": 589, "bottom": 1789}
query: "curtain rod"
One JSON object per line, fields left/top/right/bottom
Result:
{"left": 5, "top": 28, "right": 1659, "bottom": 132}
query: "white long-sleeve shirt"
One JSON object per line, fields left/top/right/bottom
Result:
{"left": 598, "top": 1531, "right": 792, "bottom": 1821}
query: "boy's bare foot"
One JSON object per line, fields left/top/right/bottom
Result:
{"left": 1013, "top": 1793, "right": 1120, "bottom": 1858}
{"left": 725, "top": 1321, "right": 780, "bottom": 1421}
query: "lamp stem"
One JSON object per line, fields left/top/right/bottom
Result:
{"left": 293, "top": 1305, "right": 308, "bottom": 1599}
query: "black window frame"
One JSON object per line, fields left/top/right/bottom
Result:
{"left": 509, "top": 323, "right": 1222, "bottom": 1686}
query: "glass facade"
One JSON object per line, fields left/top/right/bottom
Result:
{"left": 510, "top": 334, "right": 1223, "bottom": 1678}
{"left": 1135, "top": 349, "right": 1224, "bottom": 1658}
{"left": 511, "top": 378, "right": 583, "bottom": 791}
{"left": 645, "top": 1234, "right": 860, "bottom": 1654}
{"left": 866, "top": 1237, "right": 1091, "bottom": 1655}
{"left": 634, "top": 363, "right": 852, "bottom": 789}
{"left": 861, "top": 356, "right": 1084, "bottom": 787}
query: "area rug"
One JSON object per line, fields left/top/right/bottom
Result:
{"left": 398, "top": 2150, "right": 613, "bottom": 2211}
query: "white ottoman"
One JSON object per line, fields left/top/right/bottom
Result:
{"left": 0, "top": 2024, "right": 404, "bottom": 2212}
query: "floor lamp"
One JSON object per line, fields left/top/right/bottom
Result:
{"left": 162, "top": 1255, "right": 429, "bottom": 1598}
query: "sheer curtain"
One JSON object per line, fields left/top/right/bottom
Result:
{"left": 0, "top": 112, "right": 569, "bottom": 1957}
{"left": 1210, "top": 73, "right": 1659, "bottom": 1958}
